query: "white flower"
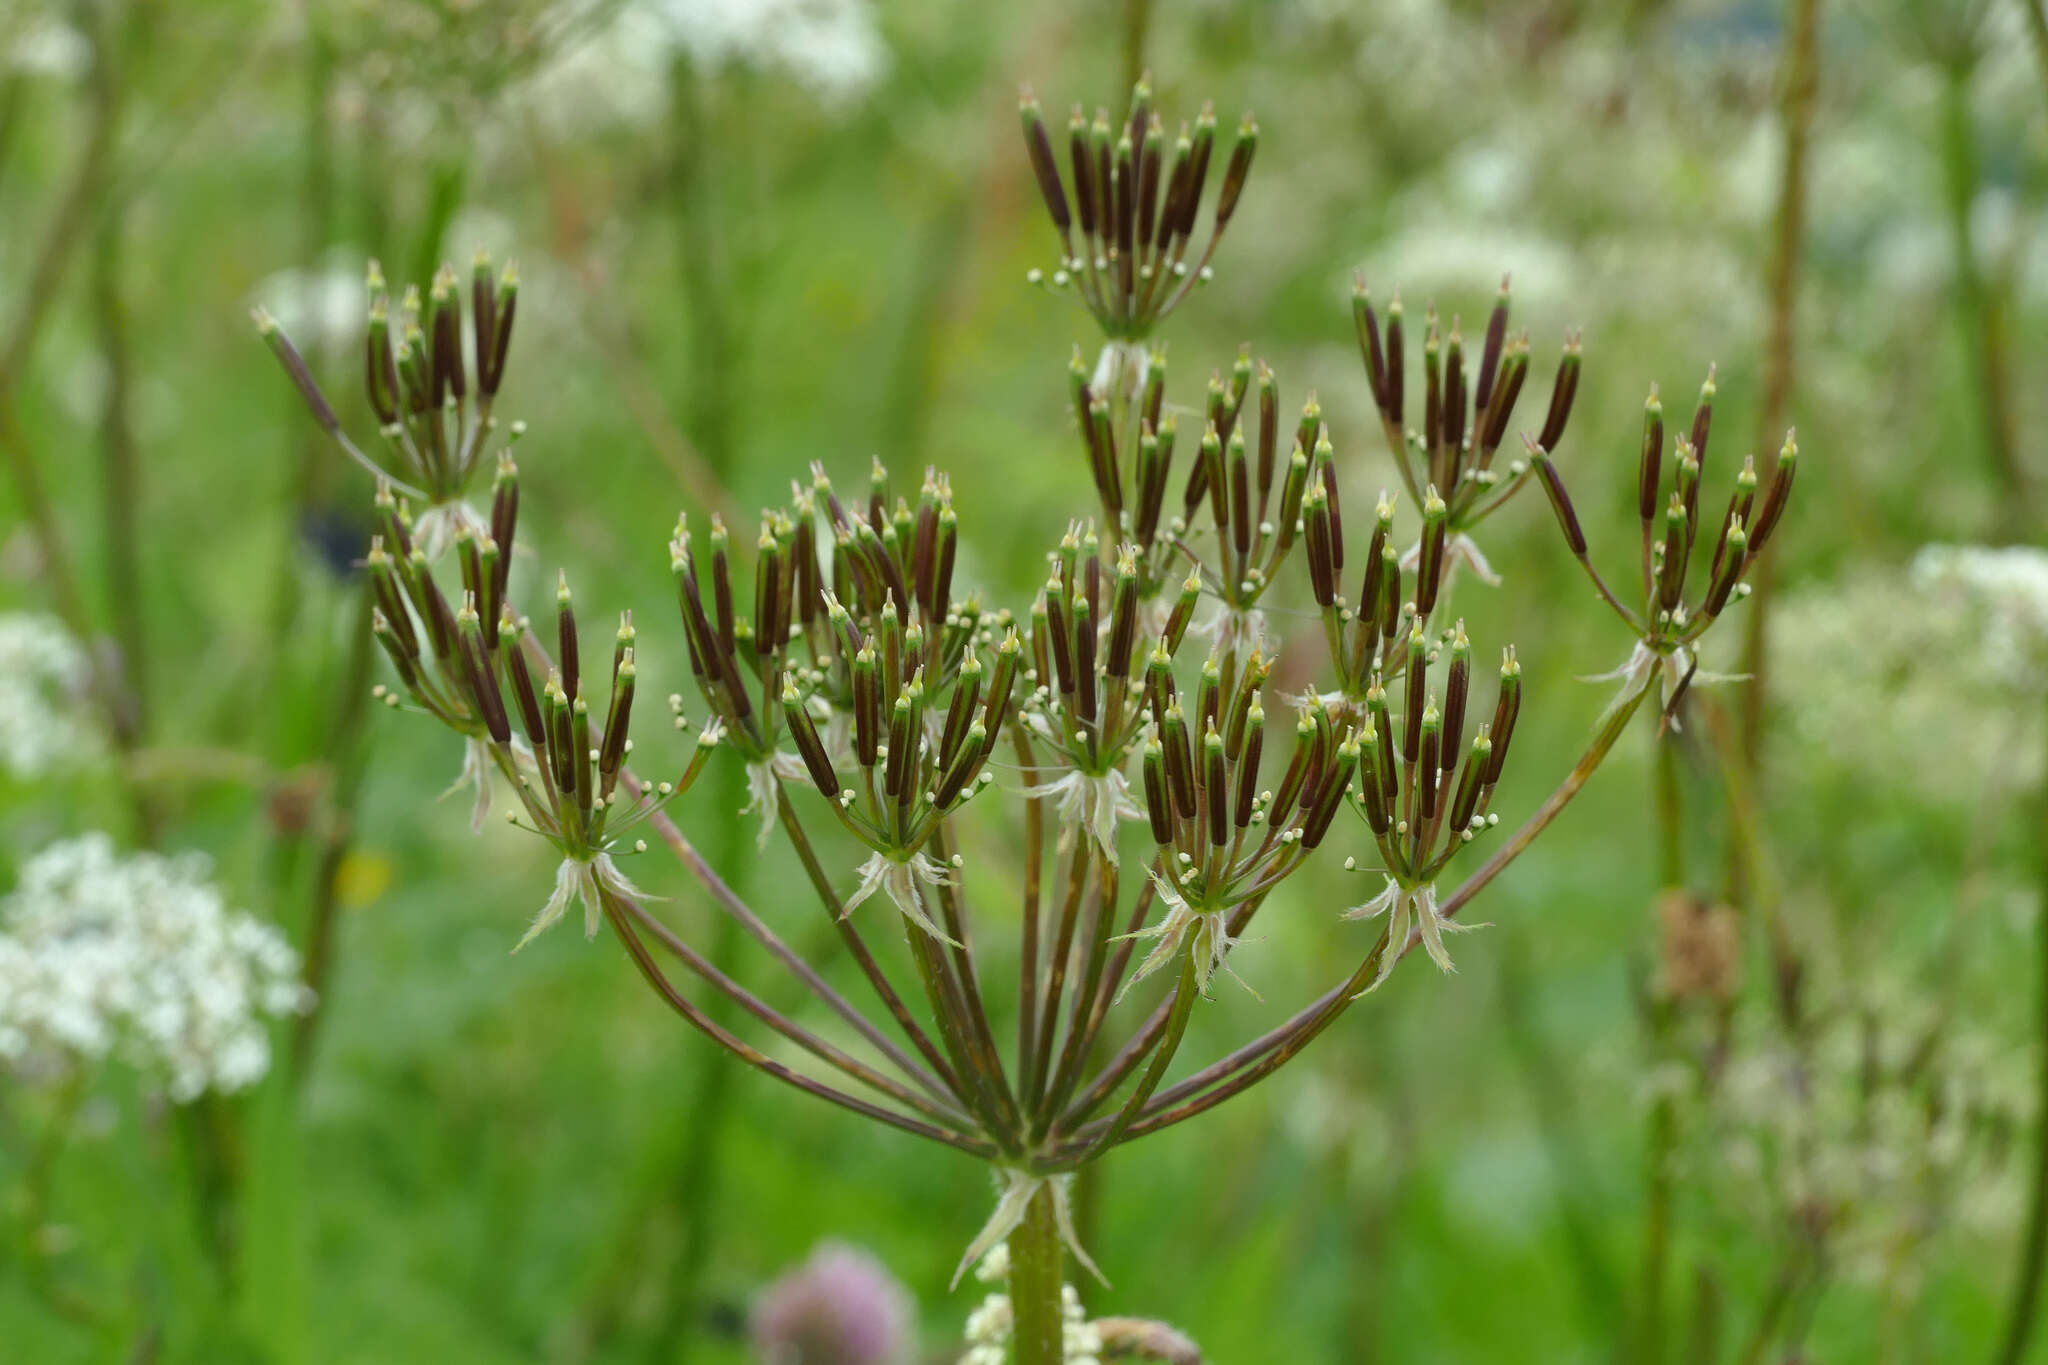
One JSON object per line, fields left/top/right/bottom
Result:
{"left": 0, "top": 613, "right": 97, "bottom": 779}
{"left": 1913, "top": 543, "right": 2048, "bottom": 683}
{"left": 1343, "top": 876, "right": 1483, "bottom": 993}
{"left": 972, "top": 1244, "right": 1011, "bottom": 1283}
{"left": 954, "top": 1256, "right": 1106, "bottom": 1364}
{"left": 646, "top": 0, "right": 890, "bottom": 106}
{"left": 964, "top": 1292, "right": 1014, "bottom": 1345}
{"left": 949, "top": 1168, "right": 1103, "bottom": 1290}
{"left": 0, "top": 835, "right": 311, "bottom": 1101}
{"left": 1771, "top": 560, "right": 2045, "bottom": 801}
{"left": 742, "top": 753, "right": 809, "bottom": 849}
{"left": 1020, "top": 766, "right": 1140, "bottom": 866}
{"left": 842, "top": 849, "right": 959, "bottom": 944}
{"left": 515, "top": 852, "right": 654, "bottom": 951}
{"left": 1117, "top": 869, "right": 1254, "bottom": 1001}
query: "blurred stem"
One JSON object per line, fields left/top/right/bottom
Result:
{"left": 1937, "top": 57, "right": 2027, "bottom": 528}
{"left": 94, "top": 171, "right": 162, "bottom": 845}
{"left": 1638, "top": 734, "right": 1683, "bottom": 1365}
{"left": 880, "top": 193, "right": 972, "bottom": 464}
{"left": 1991, "top": 691, "right": 2048, "bottom": 1365}
{"left": 2024, "top": 0, "right": 2048, "bottom": 97}
{"left": 0, "top": 0, "right": 122, "bottom": 759}
{"left": 406, "top": 157, "right": 468, "bottom": 295}
{"left": 1655, "top": 734, "right": 1683, "bottom": 889}
{"left": 672, "top": 57, "right": 734, "bottom": 475}
{"left": 573, "top": 763, "right": 751, "bottom": 1363}
{"left": 652, "top": 910, "right": 744, "bottom": 1364}
{"left": 1010, "top": 1185, "right": 1067, "bottom": 1365}
{"left": 1685, "top": 1264, "right": 1722, "bottom": 1365}
{"left": 0, "top": 72, "right": 23, "bottom": 185}
{"left": 290, "top": 592, "right": 377, "bottom": 1074}
{"left": 1123, "top": 0, "right": 1151, "bottom": 93}
{"left": 1733, "top": 1246, "right": 1808, "bottom": 1365}
{"left": 1735, "top": 0, "right": 1819, "bottom": 794}
{"left": 0, "top": 26, "right": 117, "bottom": 401}
{"left": 263, "top": 7, "right": 334, "bottom": 689}
{"left": 17, "top": 1072, "right": 89, "bottom": 1312}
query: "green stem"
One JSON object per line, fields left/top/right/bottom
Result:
{"left": 1937, "top": 59, "right": 2027, "bottom": 525}
{"left": 672, "top": 57, "right": 735, "bottom": 476}
{"left": 1639, "top": 735, "right": 1684, "bottom": 1365}
{"left": 2022, "top": 0, "right": 2048, "bottom": 100}
{"left": 0, "top": 0, "right": 124, "bottom": 759}
{"left": 290, "top": 591, "right": 377, "bottom": 1074}
{"left": 1010, "top": 1185, "right": 1067, "bottom": 1365}
{"left": 92, "top": 131, "right": 161, "bottom": 845}
{"left": 1734, "top": 0, "right": 1820, "bottom": 785}
{"left": 1122, "top": 0, "right": 1151, "bottom": 93}
{"left": 652, "top": 911, "right": 744, "bottom": 1363}
{"left": 1992, "top": 693, "right": 2048, "bottom": 1365}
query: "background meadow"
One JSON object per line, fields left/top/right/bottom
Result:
{"left": 4, "top": 0, "right": 2048, "bottom": 1361}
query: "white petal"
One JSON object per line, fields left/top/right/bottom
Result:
{"left": 950, "top": 1171, "right": 1106, "bottom": 1292}
{"left": 951, "top": 1170, "right": 1043, "bottom": 1289}
{"left": 575, "top": 861, "right": 603, "bottom": 939}
{"left": 592, "top": 852, "right": 658, "bottom": 905}
{"left": 514, "top": 858, "right": 585, "bottom": 952}
{"left": 841, "top": 851, "right": 892, "bottom": 915}
{"left": 742, "top": 759, "right": 785, "bottom": 851}
{"left": 467, "top": 739, "right": 493, "bottom": 833}
{"left": 1413, "top": 885, "right": 1457, "bottom": 973}
{"left": 1047, "top": 1174, "right": 1107, "bottom": 1285}
{"left": 1340, "top": 876, "right": 1401, "bottom": 922}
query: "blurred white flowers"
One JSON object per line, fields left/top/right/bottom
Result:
{"left": 0, "top": 613, "right": 98, "bottom": 779}
{"left": 0, "top": 834, "right": 312, "bottom": 1101}
{"left": 1771, "top": 546, "right": 2048, "bottom": 802}
{"left": 1912, "top": 543, "right": 2048, "bottom": 685}
{"left": 652, "top": 0, "right": 888, "bottom": 105}
{"left": 528, "top": 0, "right": 889, "bottom": 132}
{"left": 1679, "top": 980, "right": 2029, "bottom": 1296}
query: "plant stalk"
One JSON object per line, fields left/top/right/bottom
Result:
{"left": 1735, "top": 0, "right": 1820, "bottom": 785}
{"left": 1992, "top": 691, "right": 2048, "bottom": 1364}
{"left": 1639, "top": 733, "right": 1684, "bottom": 1365}
{"left": 1936, "top": 58, "right": 2027, "bottom": 526}
{"left": 1010, "top": 1184, "right": 1067, "bottom": 1365}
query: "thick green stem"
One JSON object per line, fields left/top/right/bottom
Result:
{"left": 1010, "top": 1185, "right": 1067, "bottom": 1365}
